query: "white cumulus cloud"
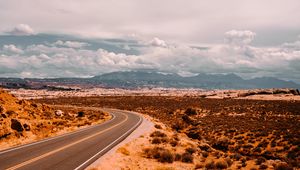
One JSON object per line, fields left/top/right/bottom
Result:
{"left": 225, "top": 30, "right": 256, "bottom": 46}
{"left": 7, "top": 24, "right": 34, "bottom": 36}
{"left": 0, "top": 30, "right": 300, "bottom": 83}
{"left": 53, "top": 40, "right": 90, "bottom": 48}
{"left": 149, "top": 37, "right": 167, "bottom": 47}
{"left": 3, "top": 44, "right": 23, "bottom": 54}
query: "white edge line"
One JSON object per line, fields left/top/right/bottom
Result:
{"left": 0, "top": 112, "right": 116, "bottom": 155}
{"left": 74, "top": 113, "right": 143, "bottom": 170}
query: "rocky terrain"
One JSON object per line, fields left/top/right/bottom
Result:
{"left": 36, "top": 96, "right": 300, "bottom": 169}
{"left": 0, "top": 89, "right": 110, "bottom": 150}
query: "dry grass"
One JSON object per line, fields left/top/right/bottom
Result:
{"left": 35, "top": 95, "right": 300, "bottom": 169}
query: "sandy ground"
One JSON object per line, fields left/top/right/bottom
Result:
{"left": 88, "top": 112, "right": 208, "bottom": 170}
{"left": 87, "top": 110, "right": 154, "bottom": 170}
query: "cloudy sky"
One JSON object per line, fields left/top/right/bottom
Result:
{"left": 0, "top": 0, "right": 300, "bottom": 82}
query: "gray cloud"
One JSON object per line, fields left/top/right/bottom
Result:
{"left": 0, "top": 1, "right": 299, "bottom": 45}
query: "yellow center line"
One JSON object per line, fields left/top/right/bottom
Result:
{"left": 7, "top": 112, "right": 128, "bottom": 170}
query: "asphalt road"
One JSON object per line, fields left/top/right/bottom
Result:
{"left": 0, "top": 109, "right": 142, "bottom": 170}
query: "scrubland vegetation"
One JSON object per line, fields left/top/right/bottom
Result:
{"left": 37, "top": 96, "right": 300, "bottom": 169}
{"left": 0, "top": 89, "right": 110, "bottom": 149}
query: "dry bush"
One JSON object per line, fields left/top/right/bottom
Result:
{"left": 195, "top": 163, "right": 203, "bottom": 169}
{"left": 274, "top": 162, "right": 293, "bottom": 170}
{"left": 185, "top": 108, "right": 198, "bottom": 115}
{"left": 169, "top": 140, "right": 178, "bottom": 147}
{"left": 181, "top": 152, "right": 193, "bottom": 163}
{"left": 186, "top": 127, "right": 201, "bottom": 140}
{"left": 255, "top": 157, "right": 266, "bottom": 165}
{"left": 258, "top": 163, "right": 268, "bottom": 169}
{"left": 185, "top": 147, "right": 197, "bottom": 154}
{"left": 212, "top": 137, "right": 230, "bottom": 151}
{"left": 225, "top": 157, "right": 233, "bottom": 167}
{"left": 199, "top": 143, "right": 211, "bottom": 151}
{"left": 215, "top": 159, "right": 228, "bottom": 169}
{"left": 143, "top": 147, "right": 174, "bottom": 163}
{"left": 174, "top": 153, "right": 182, "bottom": 161}
{"left": 205, "top": 159, "right": 215, "bottom": 169}
{"left": 117, "top": 147, "right": 130, "bottom": 156}
{"left": 171, "top": 120, "right": 186, "bottom": 132}
{"left": 154, "top": 124, "right": 162, "bottom": 129}
{"left": 202, "top": 151, "right": 209, "bottom": 158}
{"left": 150, "top": 131, "right": 167, "bottom": 138}
{"left": 77, "top": 111, "right": 85, "bottom": 117}
{"left": 158, "top": 150, "right": 174, "bottom": 163}
{"left": 151, "top": 137, "right": 168, "bottom": 144}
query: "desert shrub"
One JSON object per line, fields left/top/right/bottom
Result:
{"left": 274, "top": 162, "right": 293, "bottom": 170}
{"left": 181, "top": 152, "right": 193, "bottom": 163}
{"left": 212, "top": 137, "right": 230, "bottom": 151}
{"left": 172, "top": 134, "right": 179, "bottom": 141}
{"left": 6, "top": 110, "right": 16, "bottom": 116}
{"left": 0, "top": 105, "right": 4, "bottom": 113}
{"left": 182, "top": 115, "right": 192, "bottom": 123}
{"left": 186, "top": 128, "right": 201, "bottom": 140}
{"left": 174, "top": 153, "right": 182, "bottom": 161}
{"left": 158, "top": 150, "right": 174, "bottom": 163}
{"left": 231, "top": 153, "right": 242, "bottom": 161}
{"left": 11, "top": 119, "right": 24, "bottom": 132}
{"left": 202, "top": 151, "right": 209, "bottom": 158}
{"left": 185, "top": 147, "right": 197, "bottom": 154}
{"left": 154, "top": 124, "right": 162, "bottom": 129}
{"left": 185, "top": 108, "right": 197, "bottom": 115}
{"left": 225, "top": 157, "right": 233, "bottom": 167}
{"left": 270, "top": 140, "right": 277, "bottom": 147}
{"left": 143, "top": 147, "right": 174, "bottom": 163}
{"left": 1, "top": 113, "right": 7, "bottom": 118}
{"left": 205, "top": 159, "right": 215, "bottom": 169}
{"left": 23, "top": 123, "right": 30, "bottom": 131}
{"left": 240, "top": 157, "right": 247, "bottom": 163}
{"left": 117, "top": 147, "right": 130, "bottom": 155}
{"left": 243, "top": 144, "right": 254, "bottom": 149}
{"left": 152, "top": 137, "right": 162, "bottom": 144}
{"left": 287, "top": 147, "right": 298, "bottom": 159}
{"left": 195, "top": 163, "right": 203, "bottom": 169}
{"left": 31, "top": 103, "right": 38, "bottom": 107}
{"left": 257, "top": 140, "right": 269, "bottom": 148}
{"left": 171, "top": 120, "right": 186, "bottom": 132}
{"left": 199, "top": 143, "right": 211, "bottom": 151}
{"left": 215, "top": 159, "right": 228, "bottom": 169}
{"left": 252, "top": 146, "right": 262, "bottom": 153}
{"left": 289, "top": 89, "right": 300, "bottom": 95}
{"left": 259, "top": 164, "right": 268, "bottom": 169}
{"left": 77, "top": 111, "right": 85, "bottom": 117}
{"left": 214, "top": 151, "right": 223, "bottom": 158}
{"left": 152, "top": 137, "right": 168, "bottom": 144}
{"left": 255, "top": 157, "right": 266, "bottom": 165}
{"left": 169, "top": 140, "right": 178, "bottom": 147}
{"left": 150, "top": 131, "right": 167, "bottom": 138}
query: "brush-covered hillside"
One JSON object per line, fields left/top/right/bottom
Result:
{"left": 0, "top": 88, "right": 110, "bottom": 149}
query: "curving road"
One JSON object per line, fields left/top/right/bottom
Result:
{"left": 0, "top": 109, "right": 142, "bottom": 170}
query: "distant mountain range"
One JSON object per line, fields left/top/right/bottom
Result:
{"left": 0, "top": 71, "right": 299, "bottom": 89}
